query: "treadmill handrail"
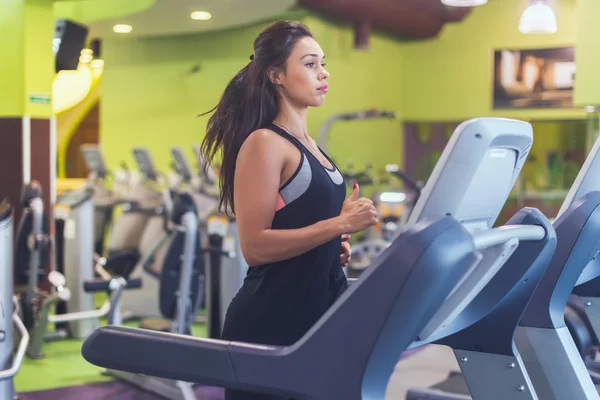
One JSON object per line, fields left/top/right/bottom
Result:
{"left": 472, "top": 225, "right": 546, "bottom": 250}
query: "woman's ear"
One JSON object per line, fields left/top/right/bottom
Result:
{"left": 269, "top": 68, "right": 282, "bottom": 86}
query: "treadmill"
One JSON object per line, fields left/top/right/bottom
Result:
{"left": 406, "top": 128, "right": 600, "bottom": 399}
{"left": 80, "top": 118, "right": 569, "bottom": 399}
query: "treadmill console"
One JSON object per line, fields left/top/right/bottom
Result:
{"left": 132, "top": 147, "right": 158, "bottom": 182}
{"left": 80, "top": 144, "right": 108, "bottom": 179}
{"left": 170, "top": 146, "right": 193, "bottom": 183}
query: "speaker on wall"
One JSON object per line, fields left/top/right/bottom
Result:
{"left": 53, "top": 19, "right": 89, "bottom": 73}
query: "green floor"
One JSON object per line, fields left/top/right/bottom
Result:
{"left": 14, "top": 295, "right": 208, "bottom": 393}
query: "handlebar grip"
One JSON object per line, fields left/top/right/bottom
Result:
{"left": 124, "top": 278, "right": 142, "bottom": 289}
{"left": 84, "top": 277, "right": 143, "bottom": 292}
{"left": 84, "top": 280, "right": 113, "bottom": 292}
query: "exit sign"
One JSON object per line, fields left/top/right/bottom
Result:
{"left": 29, "top": 93, "right": 51, "bottom": 105}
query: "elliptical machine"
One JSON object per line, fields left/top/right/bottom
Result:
{"left": 80, "top": 144, "right": 132, "bottom": 256}
{"left": 117, "top": 147, "right": 175, "bottom": 319}
{"left": 170, "top": 146, "right": 219, "bottom": 223}
{"left": 103, "top": 192, "right": 209, "bottom": 399}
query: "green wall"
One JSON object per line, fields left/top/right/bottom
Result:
{"left": 100, "top": 14, "right": 404, "bottom": 183}
{"left": 100, "top": 0, "right": 595, "bottom": 185}
{"left": 0, "top": 0, "right": 25, "bottom": 116}
{"left": 573, "top": 0, "right": 600, "bottom": 106}
{"left": 0, "top": 0, "right": 53, "bottom": 117}
{"left": 400, "top": 0, "right": 584, "bottom": 122}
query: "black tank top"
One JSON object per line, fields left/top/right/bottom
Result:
{"left": 221, "top": 123, "right": 348, "bottom": 346}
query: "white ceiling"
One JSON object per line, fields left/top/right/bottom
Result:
{"left": 86, "top": 0, "right": 298, "bottom": 39}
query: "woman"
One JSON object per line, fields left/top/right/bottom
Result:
{"left": 201, "top": 20, "right": 378, "bottom": 400}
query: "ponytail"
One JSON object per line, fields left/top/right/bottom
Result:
{"left": 200, "top": 61, "right": 278, "bottom": 216}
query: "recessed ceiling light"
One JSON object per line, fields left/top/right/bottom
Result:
{"left": 113, "top": 24, "right": 133, "bottom": 33}
{"left": 191, "top": 11, "right": 212, "bottom": 20}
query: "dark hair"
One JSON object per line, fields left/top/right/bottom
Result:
{"left": 200, "top": 20, "right": 314, "bottom": 215}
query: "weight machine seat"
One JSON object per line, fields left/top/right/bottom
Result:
{"left": 83, "top": 216, "right": 476, "bottom": 399}
{"left": 14, "top": 209, "right": 50, "bottom": 286}
{"left": 104, "top": 248, "right": 140, "bottom": 278}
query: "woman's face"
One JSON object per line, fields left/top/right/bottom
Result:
{"left": 275, "top": 36, "right": 330, "bottom": 108}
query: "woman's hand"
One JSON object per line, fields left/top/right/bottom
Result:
{"left": 340, "top": 234, "right": 351, "bottom": 267}
{"left": 339, "top": 184, "right": 378, "bottom": 234}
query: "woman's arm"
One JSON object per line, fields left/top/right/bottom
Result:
{"left": 233, "top": 129, "right": 348, "bottom": 266}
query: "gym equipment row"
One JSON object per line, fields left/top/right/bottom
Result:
{"left": 80, "top": 118, "right": 600, "bottom": 399}
{"left": 81, "top": 144, "right": 246, "bottom": 335}
{"left": 77, "top": 144, "right": 246, "bottom": 399}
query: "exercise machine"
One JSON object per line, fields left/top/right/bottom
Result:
{"left": 15, "top": 183, "right": 141, "bottom": 359}
{"left": 0, "top": 198, "right": 30, "bottom": 399}
{"left": 172, "top": 144, "right": 245, "bottom": 338}
{"left": 102, "top": 147, "right": 166, "bottom": 275}
{"left": 81, "top": 144, "right": 127, "bottom": 256}
{"left": 113, "top": 147, "right": 172, "bottom": 319}
{"left": 52, "top": 188, "right": 104, "bottom": 338}
{"left": 192, "top": 143, "right": 218, "bottom": 189}
{"left": 15, "top": 181, "right": 68, "bottom": 357}
{"left": 406, "top": 126, "right": 600, "bottom": 399}
{"left": 204, "top": 212, "right": 247, "bottom": 339}
{"left": 170, "top": 146, "right": 219, "bottom": 222}
{"left": 80, "top": 118, "right": 564, "bottom": 399}
{"left": 119, "top": 145, "right": 218, "bottom": 321}
{"left": 101, "top": 192, "right": 207, "bottom": 399}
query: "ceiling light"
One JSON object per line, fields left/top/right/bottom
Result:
{"left": 191, "top": 11, "right": 212, "bottom": 20}
{"left": 440, "top": 0, "right": 488, "bottom": 6}
{"left": 519, "top": 1, "right": 557, "bottom": 34}
{"left": 113, "top": 24, "right": 133, "bottom": 34}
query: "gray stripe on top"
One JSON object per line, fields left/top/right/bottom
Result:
{"left": 325, "top": 167, "right": 344, "bottom": 185}
{"left": 280, "top": 154, "right": 312, "bottom": 206}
